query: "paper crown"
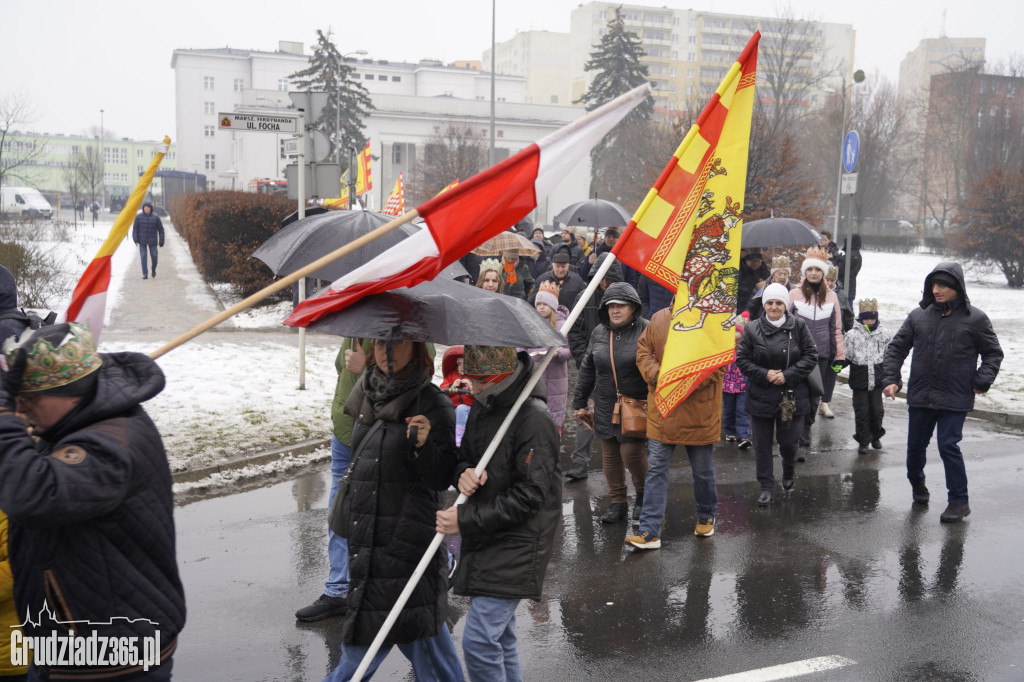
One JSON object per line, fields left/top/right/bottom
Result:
{"left": 478, "top": 258, "right": 502, "bottom": 275}
{"left": 538, "top": 280, "right": 560, "bottom": 297}
{"left": 858, "top": 298, "right": 878, "bottom": 314}
{"left": 826, "top": 265, "right": 839, "bottom": 279}
{"left": 8, "top": 322, "right": 103, "bottom": 394}
{"left": 464, "top": 345, "right": 518, "bottom": 377}
{"left": 770, "top": 255, "right": 791, "bottom": 272}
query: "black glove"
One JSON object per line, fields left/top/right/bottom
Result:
{"left": 0, "top": 348, "right": 26, "bottom": 411}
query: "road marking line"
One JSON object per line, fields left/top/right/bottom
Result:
{"left": 694, "top": 655, "right": 857, "bottom": 681}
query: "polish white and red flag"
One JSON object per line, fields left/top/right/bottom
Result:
{"left": 284, "top": 84, "right": 650, "bottom": 327}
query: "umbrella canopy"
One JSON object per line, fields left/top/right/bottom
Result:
{"left": 554, "top": 198, "right": 631, "bottom": 229}
{"left": 471, "top": 231, "right": 541, "bottom": 257}
{"left": 741, "top": 217, "right": 823, "bottom": 248}
{"left": 252, "top": 210, "right": 418, "bottom": 281}
{"left": 303, "top": 278, "right": 566, "bottom": 347}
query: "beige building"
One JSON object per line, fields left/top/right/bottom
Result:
{"left": 898, "top": 37, "right": 986, "bottom": 105}
{"left": 484, "top": 30, "right": 572, "bottom": 106}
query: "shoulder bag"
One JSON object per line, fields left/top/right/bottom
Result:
{"left": 328, "top": 419, "right": 384, "bottom": 537}
{"left": 778, "top": 331, "right": 797, "bottom": 426}
{"left": 609, "top": 330, "right": 648, "bottom": 438}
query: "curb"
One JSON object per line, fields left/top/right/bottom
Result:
{"left": 171, "top": 438, "right": 331, "bottom": 484}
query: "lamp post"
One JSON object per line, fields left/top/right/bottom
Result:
{"left": 829, "top": 69, "right": 865, "bottom": 300}
{"left": 99, "top": 109, "right": 105, "bottom": 211}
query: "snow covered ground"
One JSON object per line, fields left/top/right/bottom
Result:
{"left": 13, "top": 216, "right": 1022, "bottom": 485}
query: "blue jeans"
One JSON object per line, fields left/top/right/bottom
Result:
{"left": 570, "top": 418, "right": 593, "bottom": 466}
{"left": 722, "top": 392, "right": 751, "bottom": 439}
{"left": 906, "top": 407, "right": 969, "bottom": 504}
{"left": 139, "top": 243, "right": 158, "bottom": 276}
{"left": 324, "top": 628, "right": 464, "bottom": 682}
{"left": 462, "top": 597, "right": 522, "bottom": 682}
{"left": 639, "top": 440, "right": 717, "bottom": 537}
{"left": 326, "top": 436, "right": 351, "bottom": 597}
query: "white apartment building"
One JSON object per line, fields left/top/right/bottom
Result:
{"left": 898, "top": 36, "right": 986, "bottom": 105}
{"left": 568, "top": 2, "right": 855, "bottom": 115}
{"left": 171, "top": 42, "right": 588, "bottom": 223}
{"left": 483, "top": 30, "right": 572, "bottom": 106}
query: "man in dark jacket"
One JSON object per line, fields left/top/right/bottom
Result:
{"left": 838, "top": 233, "right": 863, "bottom": 306}
{"left": 436, "top": 345, "right": 561, "bottom": 682}
{"left": 565, "top": 252, "right": 624, "bottom": 480}
{"left": 0, "top": 323, "right": 185, "bottom": 680}
{"left": 882, "top": 262, "right": 1003, "bottom": 523}
{"left": 0, "top": 265, "right": 28, "bottom": 345}
{"left": 737, "top": 251, "right": 771, "bottom": 314}
{"left": 132, "top": 201, "right": 165, "bottom": 279}
{"left": 529, "top": 243, "right": 585, "bottom": 307}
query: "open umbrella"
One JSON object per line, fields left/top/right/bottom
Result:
{"left": 303, "top": 277, "right": 565, "bottom": 348}
{"left": 470, "top": 231, "right": 541, "bottom": 257}
{"left": 252, "top": 209, "right": 419, "bottom": 281}
{"left": 554, "top": 198, "right": 631, "bottom": 228}
{"left": 741, "top": 217, "right": 823, "bottom": 248}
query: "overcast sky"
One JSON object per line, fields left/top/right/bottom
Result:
{"left": 1, "top": 0, "right": 1020, "bottom": 141}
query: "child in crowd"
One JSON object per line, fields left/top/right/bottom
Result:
{"left": 440, "top": 345, "right": 474, "bottom": 446}
{"left": 722, "top": 312, "right": 752, "bottom": 449}
{"left": 843, "top": 299, "right": 893, "bottom": 454}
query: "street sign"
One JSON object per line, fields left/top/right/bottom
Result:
{"left": 218, "top": 113, "right": 298, "bottom": 133}
{"left": 842, "top": 130, "right": 860, "bottom": 173}
{"left": 283, "top": 137, "right": 302, "bottom": 156}
{"left": 288, "top": 92, "right": 329, "bottom": 120}
{"left": 841, "top": 172, "right": 858, "bottom": 195}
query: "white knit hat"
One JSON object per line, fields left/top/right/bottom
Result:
{"left": 800, "top": 246, "right": 831, "bottom": 277}
{"left": 535, "top": 289, "right": 559, "bottom": 309}
{"left": 763, "top": 282, "right": 790, "bottom": 307}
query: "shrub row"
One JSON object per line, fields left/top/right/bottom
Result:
{"left": 169, "top": 191, "right": 295, "bottom": 296}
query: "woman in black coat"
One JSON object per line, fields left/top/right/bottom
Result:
{"left": 572, "top": 282, "right": 650, "bottom": 524}
{"left": 736, "top": 283, "right": 818, "bottom": 507}
{"left": 328, "top": 338, "right": 464, "bottom": 681}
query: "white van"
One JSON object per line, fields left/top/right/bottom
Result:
{"left": 0, "top": 187, "right": 53, "bottom": 219}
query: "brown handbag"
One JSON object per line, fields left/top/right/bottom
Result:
{"left": 609, "top": 330, "right": 648, "bottom": 438}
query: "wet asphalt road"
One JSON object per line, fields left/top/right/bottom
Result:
{"left": 172, "top": 390, "right": 1024, "bottom": 681}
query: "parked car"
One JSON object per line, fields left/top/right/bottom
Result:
{"left": 0, "top": 187, "right": 53, "bottom": 219}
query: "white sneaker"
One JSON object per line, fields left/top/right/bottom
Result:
{"left": 819, "top": 402, "right": 835, "bottom": 418}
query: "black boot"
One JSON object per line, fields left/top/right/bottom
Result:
{"left": 632, "top": 491, "right": 644, "bottom": 520}
{"left": 601, "top": 502, "right": 628, "bottom": 524}
{"left": 565, "top": 462, "right": 588, "bottom": 481}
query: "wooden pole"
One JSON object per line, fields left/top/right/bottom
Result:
{"left": 148, "top": 209, "right": 421, "bottom": 360}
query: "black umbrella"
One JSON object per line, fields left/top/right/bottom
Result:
{"left": 252, "top": 210, "right": 417, "bottom": 281}
{"left": 305, "top": 278, "right": 566, "bottom": 347}
{"left": 741, "top": 217, "right": 823, "bottom": 248}
{"left": 554, "top": 198, "right": 631, "bottom": 229}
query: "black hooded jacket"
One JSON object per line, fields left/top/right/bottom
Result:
{"left": 0, "top": 265, "right": 28, "bottom": 344}
{"left": 0, "top": 353, "right": 185, "bottom": 677}
{"left": 132, "top": 202, "right": 165, "bottom": 246}
{"left": 572, "top": 282, "right": 650, "bottom": 442}
{"left": 453, "top": 354, "right": 562, "bottom": 601}
{"left": 882, "top": 262, "right": 1003, "bottom": 412}
{"left": 737, "top": 257, "right": 771, "bottom": 314}
{"left": 567, "top": 253, "right": 624, "bottom": 366}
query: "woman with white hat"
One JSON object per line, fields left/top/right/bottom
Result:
{"left": 736, "top": 282, "right": 818, "bottom": 506}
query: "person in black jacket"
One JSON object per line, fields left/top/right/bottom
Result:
{"left": 837, "top": 233, "right": 863, "bottom": 306}
{"left": 132, "top": 202, "right": 165, "bottom": 279}
{"left": 0, "top": 265, "right": 28, "bottom": 345}
{"left": 736, "top": 283, "right": 818, "bottom": 507}
{"left": 882, "top": 262, "right": 1003, "bottom": 524}
{"left": 737, "top": 251, "right": 771, "bottom": 314}
{"left": 529, "top": 243, "right": 586, "bottom": 308}
{"left": 435, "top": 345, "right": 561, "bottom": 682}
{"left": 572, "top": 282, "right": 650, "bottom": 523}
{"left": 327, "top": 336, "right": 464, "bottom": 681}
{"left": 0, "top": 323, "right": 185, "bottom": 680}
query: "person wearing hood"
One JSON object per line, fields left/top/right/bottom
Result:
{"left": 838, "top": 233, "right": 863, "bottom": 306}
{"left": 882, "top": 262, "right": 1003, "bottom": 524}
{"left": 0, "top": 265, "right": 28, "bottom": 346}
{"left": 132, "top": 201, "right": 165, "bottom": 280}
{"left": 572, "top": 282, "right": 650, "bottom": 523}
{"left": 843, "top": 299, "right": 892, "bottom": 454}
{"left": 529, "top": 243, "right": 585, "bottom": 308}
{"left": 526, "top": 237, "right": 552, "bottom": 280}
{"left": 435, "top": 345, "right": 561, "bottom": 682}
{"left": 0, "top": 323, "right": 185, "bottom": 679}
{"left": 737, "top": 251, "right": 771, "bottom": 314}
{"left": 736, "top": 283, "right": 818, "bottom": 506}
{"left": 523, "top": 282, "right": 572, "bottom": 429}
{"left": 565, "top": 252, "right": 624, "bottom": 481}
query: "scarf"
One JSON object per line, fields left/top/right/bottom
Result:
{"left": 474, "top": 361, "right": 524, "bottom": 409}
{"left": 503, "top": 259, "right": 518, "bottom": 286}
{"left": 364, "top": 361, "right": 430, "bottom": 415}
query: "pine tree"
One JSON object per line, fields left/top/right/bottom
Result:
{"left": 576, "top": 8, "right": 654, "bottom": 193}
{"left": 289, "top": 30, "right": 374, "bottom": 162}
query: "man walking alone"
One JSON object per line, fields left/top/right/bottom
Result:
{"left": 132, "top": 201, "right": 165, "bottom": 279}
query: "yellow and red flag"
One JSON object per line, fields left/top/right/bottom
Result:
{"left": 382, "top": 172, "right": 405, "bottom": 216}
{"left": 61, "top": 136, "right": 171, "bottom": 341}
{"left": 436, "top": 178, "right": 460, "bottom": 196}
{"left": 612, "top": 32, "right": 759, "bottom": 415}
{"left": 356, "top": 141, "right": 372, "bottom": 195}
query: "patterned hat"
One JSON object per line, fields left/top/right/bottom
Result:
{"left": 6, "top": 322, "right": 102, "bottom": 394}
{"left": 770, "top": 255, "right": 791, "bottom": 279}
{"left": 826, "top": 265, "right": 839, "bottom": 280}
{"left": 801, "top": 246, "right": 831, "bottom": 276}
{"left": 858, "top": 298, "right": 878, "bottom": 314}
{"left": 464, "top": 345, "right": 518, "bottom": 379}
{"left": 536, "top": 280, "right": 560, "bottom": 309}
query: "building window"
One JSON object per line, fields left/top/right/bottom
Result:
{"left": 138, "top": 165, "right": 144, "bottom": 175}
{"left": 365, "top": 74, "right": 374, "bottom": 80}
{"left": 391, "top": 75, "right": 401, "bottom": 82}
{"left": 688, "top": 35, "right": 696, "bottom": 44}
{"left": 137, "top": 149, "right": 144, "bottom": 157}
{"left": 687, "top": 68, "right": 694, "bottom": 78}
{"left": 204, "top": 101, "right": 215, "bottom": 115}
{"left": 550, "top": 94, "right": 559, "bottom": 103}
{"left": 687, "top": 52, "right": 695, "bottom": 60}
{"left": 234, "top": 78, "right": 244, "bottom": 91}
{"left": 392, "top": 144, "right": 402, "bottom": 164}
{"left": 72, "top": 145, "right": 79, "bottom": 155}
{"left": 277, "top": 78, "right": 289, "bottom": 91}
{"left": 1008, "top": 83, "right": 1016, "bottom": 97}
{"left": 204, "top": 125, "right": 215, "bottom": 137}
{"left": 205, "top": 154, "right": 216, "bottom": 170}
{"left": 686, "top": 85, "right": 694, "bottom": 95}
{"left": 203, "top": 76, "right": 214, "bottom": 90}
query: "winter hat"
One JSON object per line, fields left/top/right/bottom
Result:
{"left": 742, "top": 251, "right": 764, "bottom": 262}
{"left": 6, "top": 322, "right": 102, "bottom": 395}
{"left": 769, "top": 255, "right": 791, "bottom": 280}
{"left": 464, "top": 345, "right": 518, "bottom": 382}
{"left": 604, "top": 227, "right": 621, "bottom": 238}
{"left": 763, "top": 282, "right": 790, "bottom": 307}
{"left": 929, "top": 271, "right": 959, "bottom": 290}
{"left": 801, "top": 246, "right": 831, "bottom": 276}
{"left": 735, "top": 310, "right": 750, "bottom": 329}
{"left": 550, "top": 243, "right": 572, "bottom": 264}
{"left": 535, "top": 281, "right": 560, "bottom": 309}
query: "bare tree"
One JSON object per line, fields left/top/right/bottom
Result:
{"left": 76, "top": 146, "right": 105, "bottom": 204}
{"left": 60, "top": 161, "right": 84, "bottom": 227}
{"left": 410, "top": 122, "right": 487, "bottom": 205}
{"left": 0, "top": 91, "right": 44, "bottom": 187}
{"left": 589, "top": 119, "right": 679, "bottom": 212}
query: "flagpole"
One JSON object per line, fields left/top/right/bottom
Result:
{"left": 147, "top": 209, "right": 421, "bottom": 360}
{"left": 350, "top": 252, "right": 617, "bottom": 681}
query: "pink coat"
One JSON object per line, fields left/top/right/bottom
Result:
{"left": 788, "top": 283, "right": 845, "bottom": 361}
